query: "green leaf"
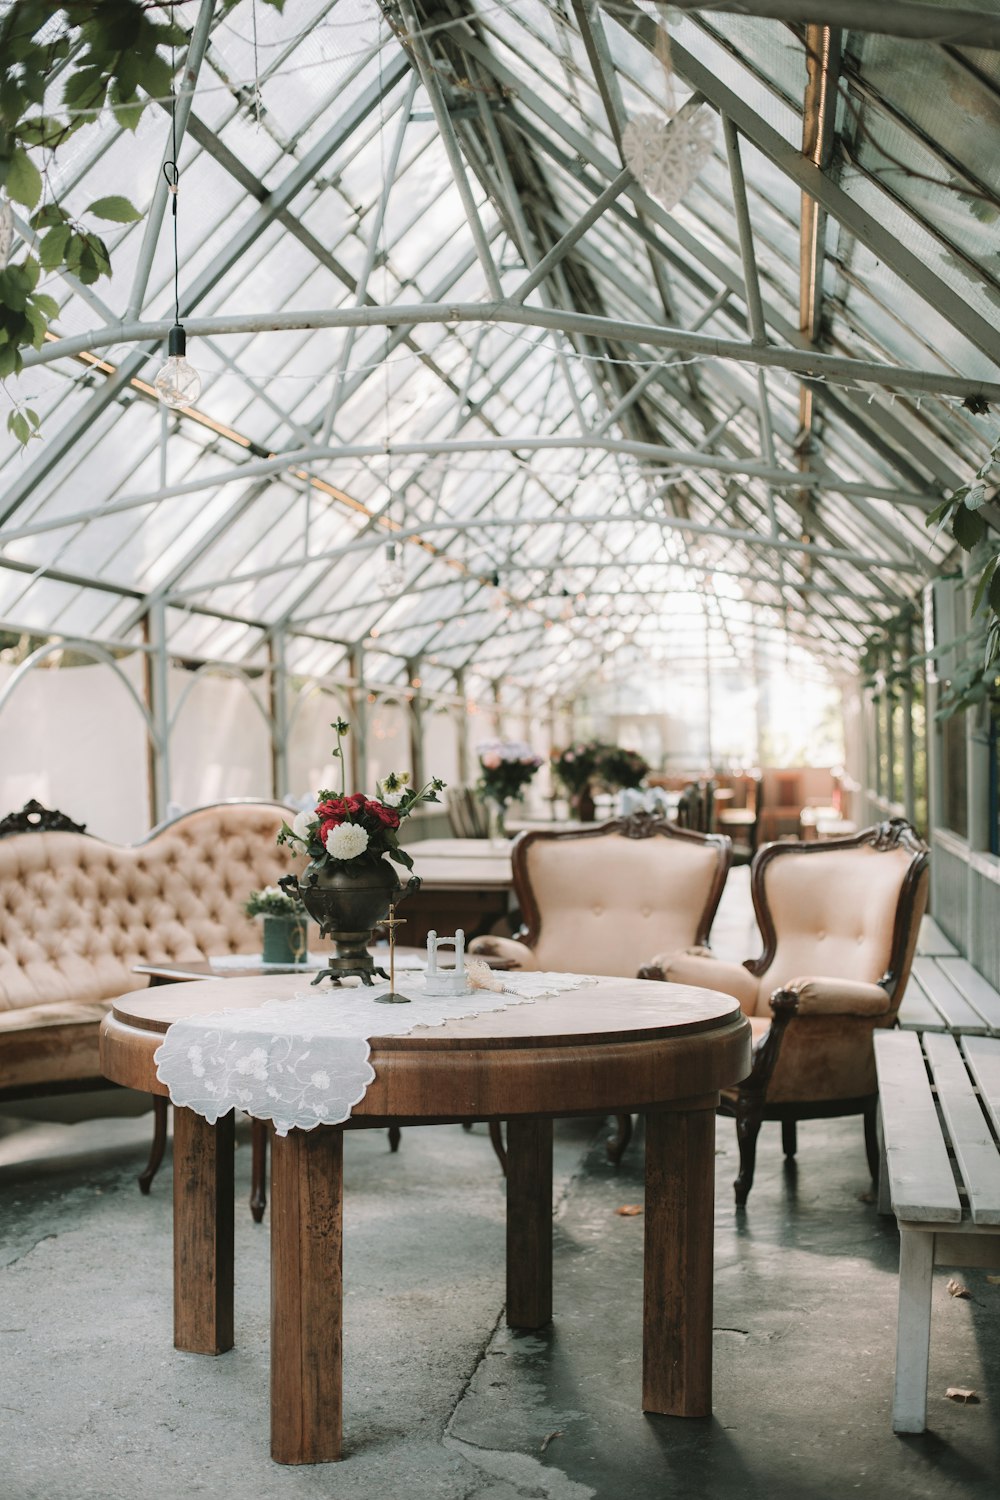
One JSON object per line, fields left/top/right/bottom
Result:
{"left": 0, "top": 340, "right": 16, "bottom": 378}
{"left": 989, "top": 566, "right": 1000, "bottom": 616}
{"left": 30, "top": 292, "right": 59, "bottom": 318}
{"left": 85, "top": 194, "right": 142, "bottom": 224}
{"left": 24, "top": 407, "right": 40, "bottom": 429}
{"left": 23, "top": 301, "right": 47, "bottom": 348}
{"left": 18, "top": 115, "right": 64, "bottom": 149}
{"left": 952, "top": 503, "right": 988, "bottom": 552}
{"left": 972, "top": 556, "right": 998, "bottom": 615}
{"left": 109, "top": 89, "right": 145, "bottom": 133}
{"left": 38, "top": 223, "right": 71, "bottom": 269}
{"left": 6, "top": 148, "right": 42, "bottom": 210}
{"left": 29, "top": 203, "right": 70, "bottom": 231}
{"left": 7, "top": 410, "right": 29, "bottom": 445}
{"left": 926, "top": 496, "right": 957, "bottom": 528}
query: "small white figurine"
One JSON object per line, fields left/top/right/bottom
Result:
{"left": 422, "top": 928, "right": 473, "bottom": 996}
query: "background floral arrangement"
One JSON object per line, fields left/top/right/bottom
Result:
{"left": 476, "top": 740, "right": 544, "bottom": 808}
{"left": 552, "top": 741, "right": 650, "bottom": 796}
{"left": 278, "top": 718, "right": 444, "bottom": 874}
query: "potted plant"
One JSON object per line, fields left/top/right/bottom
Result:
{"left": 551, "top": 741, "right": 603, "bottom": 820}
{"left": 277, "top": 719, "right": 445, "bottom": 984}
{"left": 596, "top": 745, "right": 650, "bottom": 792}
{"left": 475, "top": 740, "right": 544, "bottom": 838}
{"left": 244, "top": 885, "right": 309, "bottom": 966}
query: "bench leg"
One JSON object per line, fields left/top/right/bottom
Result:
{"left": 893, "top": 1227, "right": 934, "bottom": 1434}
{"left": 876, "top": 1108, "right": 892, "bottom": 1217}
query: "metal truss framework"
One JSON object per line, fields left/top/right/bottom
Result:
{"left": 0, "top": 0, "right": 997, "bottom": 804}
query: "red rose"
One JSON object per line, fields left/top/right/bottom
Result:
{"left": 319, "top": 816, "right": 343, "bottom": 843}
{"left": 345, "top": 793, "right": 366, "bottom": 814}
{"left": 317, "top": 797, "right": 347, "bottom": 819}
{"left": 366, "top": 799, "right": 400, "bottom": 829}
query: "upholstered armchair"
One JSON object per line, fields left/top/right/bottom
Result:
{"left": 470, "top": 812, "right": 732, "bottom": 1161}
{"left": 640, "top": 819, "right": 929, "bottom": 1204}
{"left": 470, "top": 812, "right": 731, "bottom": 975}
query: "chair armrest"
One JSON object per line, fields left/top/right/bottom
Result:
{"left": 772, "top": 976, "right": 892, "bottom": 1017}
{"left": 640, "top": 951, "right": 758, "bottom": 1012}
{"left": 467, "top": 935, "right": 540, "bottom": 971}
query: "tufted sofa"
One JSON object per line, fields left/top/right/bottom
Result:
{"left": 0, "top": 800, "right": 301, "bottom": 1112}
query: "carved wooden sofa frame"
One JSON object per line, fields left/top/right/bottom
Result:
{"left": 0, "top": 798, "right": 300, "bottom": 1201}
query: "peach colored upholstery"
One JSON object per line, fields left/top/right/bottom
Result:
{"left": 645, "top": 820, "right": 929, "bottom": 1202}
{"left": 651, "top": 826, "right": 928, "bottom": 1108}
{"left": 471, "top": 819, "right": 729, "bottom": 978}
{"left": 0, "top": 802, "right": 300, "bottom": 1097}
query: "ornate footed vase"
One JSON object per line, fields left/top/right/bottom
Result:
{"left": 279, "top": 860, "right": 419, "bottom": 986}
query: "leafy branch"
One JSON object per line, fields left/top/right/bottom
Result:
{"left": 0, "top": 0, "right": 284, "bottom": 439}
{"left": 925, "top": 432, "right": 1000, "bottom": 717}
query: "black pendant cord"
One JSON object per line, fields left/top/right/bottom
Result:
{"left": 163, "top": 53, "right": 181, "bottom": 329}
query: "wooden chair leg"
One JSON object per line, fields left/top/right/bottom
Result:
{"left": 734, "top": 1091, "right": 763, "bottom": 1206}
{"left": 489, "top": 1120, "right": 508, "bottom": 1175}
{"left": 250, "top": 1117, "right": 268, "bottom": 1223}
{"left": 863, "top": 1101, "right": 879, "bottom": 1182}
{"left": 781, "top": 1119, "right": 797, "bottom": 1159}
{"left": 138, "top": 1094, "right": 169, "bottom": 1195}
{"left": 387, "top": 1125, "right": 401, "bottom": 1152}
{"left": 606, "top": 1112, "right": 633, "bottom": 1166}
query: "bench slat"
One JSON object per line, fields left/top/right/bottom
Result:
{"left": 896, "top": 975, "right": 948, "bottom": 1033}
{"left": 939, "top": 957, "right": 1000, "bottom": 1036}
{"left": 961, "top": 1036, "right": 1000, "bottom": 1143}
{"left": 910, "top": 958, "right": 990, "bottom": 1035}
{"left": 917, "top": 916, "right": 959, "bottom": 957}
{"left": 924, "top": 1033, "right": 1000, "bottom": 1226}
{"left": 875, "top": 1031, "right": 962, "bottom": 1223}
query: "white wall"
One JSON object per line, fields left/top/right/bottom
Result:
{"left": 0, "top": 655, "right": 150, "bottom": 842}
{"left": 168, "top": 668, "right": 272, "bottom": 811}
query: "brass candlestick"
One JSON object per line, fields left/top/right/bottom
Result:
{"left": 375, "top": 902, "right": 411, "bottom": 1003}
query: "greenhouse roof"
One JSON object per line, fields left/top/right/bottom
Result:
{"left": 1, "top": 0, "right": 999, "bottom": 699}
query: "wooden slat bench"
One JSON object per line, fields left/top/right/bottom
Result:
{"left": 875, "top": 1028, "right": 1000, "bottom": 1432}
{"left": 898, "top": 917, "right": 1000, "bottom": 1036}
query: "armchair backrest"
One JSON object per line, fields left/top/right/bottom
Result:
{"left": 513, "top": 813, "right": 731, "bottom": 977}
{"left": 747, "top": 819, "right": 929, "bottom": 1016}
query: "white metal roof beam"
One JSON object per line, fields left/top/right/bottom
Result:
{"left": 660, "top": 1, "right": 1000, "bottom": 48}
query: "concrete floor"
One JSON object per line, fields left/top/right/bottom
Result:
{"left": 2, "top": 871, "right": 998, "bottom": 1499}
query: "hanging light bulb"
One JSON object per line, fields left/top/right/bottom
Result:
{"left": 154, "top": 323, "right": 201, "bottom": 409}
{"left": 384, "top": 541, "right": 406, "bottom": 591}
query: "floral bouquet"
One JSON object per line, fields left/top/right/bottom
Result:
{"left": 278, "top": 718, "right": 444, "bottom": 874}
{"left": 597, "top": 745, "right": 650, "bottom": 791}
{"left": 551, "top": 741, "right": 603, "bottom": 797}
{"left": 476, "top": 740, "right": 544, "bottom": 809}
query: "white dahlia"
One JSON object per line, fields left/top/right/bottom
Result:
{"left": 291, "top": 808, "right": 315, "bottom": 843}
{"left": 325, "top": 822, "right": 370, "bottom": 860}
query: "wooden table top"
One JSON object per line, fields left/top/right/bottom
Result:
{"left": 101, "top": 973, "right": 751, "bottom": 1119}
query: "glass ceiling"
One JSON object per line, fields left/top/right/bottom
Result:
{"left": 1, "top": 0, "right": 998, "bottom": 703}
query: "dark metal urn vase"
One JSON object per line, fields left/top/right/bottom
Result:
{"left": 279, "top": 859, "right": 419, "bottom": 986}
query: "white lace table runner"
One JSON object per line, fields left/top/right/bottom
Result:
{"left": 154, "top": 972, "right": 596, "bottom": 1135}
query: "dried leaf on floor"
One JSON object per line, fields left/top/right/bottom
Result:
{"left": 945, "top": 1387, "right": 979, "bottom": 1404}
{"left": 615, "top": 1204, "right": 643, "bottom": 1216}
{"left": 947, "top": 1279, "right": 971, "bottom": 1299}
{"left": 857, "top": 1190, "right": 875, "bottom": 1204}
{"left": 540, "top": 1431, "right": 563, "bottom": 1453}
{"left": 986, "top": 1275, "right": 1000, "bottom": 1286}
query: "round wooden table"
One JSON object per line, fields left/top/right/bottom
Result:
{"left": 101, "top": 975, "right": 750, "bottom": 1465}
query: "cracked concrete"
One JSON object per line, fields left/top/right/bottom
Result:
{"left": 2, "top": 1094, "right": 999, "bottom": 1500}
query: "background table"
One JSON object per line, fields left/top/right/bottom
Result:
{"left": 403, "top": 837, "right": 514, "bottom": 943}
{"left": 101, "top": 975, "right": 750, "bottom": 1465}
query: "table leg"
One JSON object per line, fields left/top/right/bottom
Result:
{"left": 643, "top": 1106, "right": 715, "bottom": 1417}
{"left": 506, "top": 1116, "right": 553, "bottom": 1329}
{"left": 172, "top": 1107, "right": 235, "bottom": 1355}
{"left": 270, "top": 1126, "right": 344, "bottom": 1465}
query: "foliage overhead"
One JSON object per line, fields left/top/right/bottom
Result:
{"left": 0, "top": 0, "right": 284, "bottom": 429}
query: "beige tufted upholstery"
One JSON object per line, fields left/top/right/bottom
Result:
{"left": 643, "top": 819, "right": 929, "bottom": 1203}
{"left": 470, "top": 815, "right": 731, "bottom": 978}
{"left": 0, "top": 802, "right": 301, "bottom": 1097}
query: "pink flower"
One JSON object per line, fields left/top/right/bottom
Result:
{"left": 481, "top": 753, "right": 501, "bottom": 770}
